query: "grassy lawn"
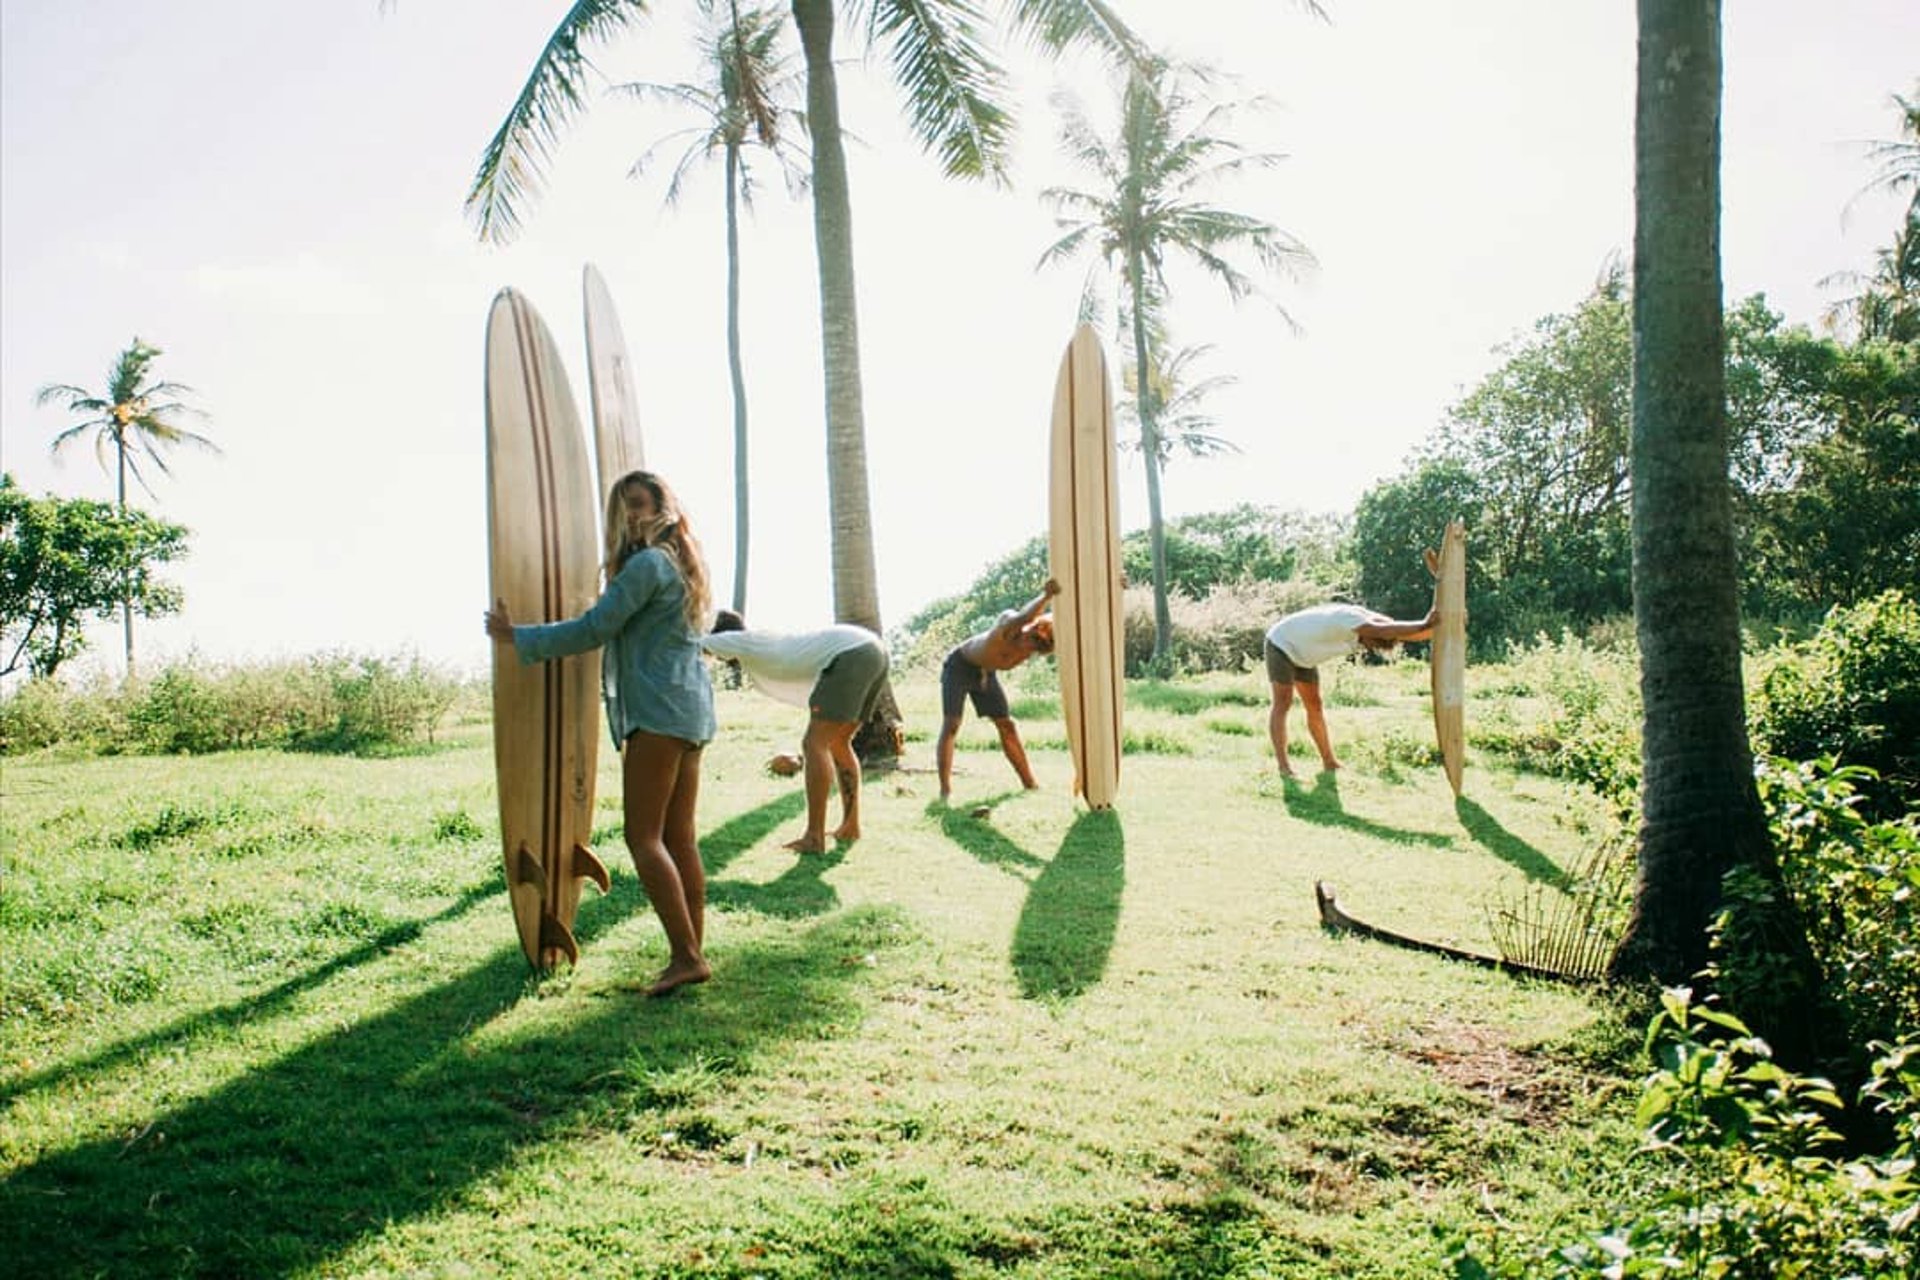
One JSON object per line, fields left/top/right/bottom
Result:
{"left": 1, "top": 657, "right": 1642, "bottom": 1278}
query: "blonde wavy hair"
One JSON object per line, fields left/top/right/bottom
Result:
{"left": 605, "top": 470, "right": 711, "bottom": 633}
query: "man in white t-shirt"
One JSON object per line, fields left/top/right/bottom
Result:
{"left": 1264, "top": 602, "right": 1436, "bottom": 776}
{"left": 704, "top": 611, "right": 890, "bottom": 852}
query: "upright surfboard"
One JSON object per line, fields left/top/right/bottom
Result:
{"left": 485, "top": 288, "right": 610, "bottom": 969}
{"left": 583, "top": 263, "right": 645, "bottom": 508}
{"left": 1430, "top": 519, "right": 1469, "bottom": 796}
{"left": 1047, "top": 324, "right": 1125, "bottom": 809}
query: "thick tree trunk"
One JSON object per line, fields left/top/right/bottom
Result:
{"left": 792, "top": 0, "right": 900, "bottom": 762}
{"left": 724, "top": 144, "right": 750, "bottom": 615}
{"left": 1611, "top": 0, "right": 1830, "bottom": 1072}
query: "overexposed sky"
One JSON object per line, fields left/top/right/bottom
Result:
{"left": 3, "top": 1, "right": 1914, "bottom": 679}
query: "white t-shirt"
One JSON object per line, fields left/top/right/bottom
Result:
{"left": 701, "top": 624, "right": 878, "bottom": 707}
{"left": 1265, "top": 604, "right": 1388, "bottom": 668}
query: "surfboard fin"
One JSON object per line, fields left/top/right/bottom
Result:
{"left": 539, "top": 913, "right": 581, "bottom": 966}
{"left": 512, "top": 843, "right": 544, "bottom": 888}
{"left": 572, "top": 842, "right": 610, "bottom": 894}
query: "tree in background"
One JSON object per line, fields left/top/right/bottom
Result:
{"left": 1609, "top": 0, "right": 1830, "bottom": 1070}
{"left": 1824, "top": 84, "right": 1919, "bottom": 343}
{"left": 614, "top": 1, "right": 809, "bottom": 615}
{"left": 460, "top": 0, "right": 1148, "bottom": 759}
{"left": 34, "top": 338, "right": 213, "bottom": 677}
{"left": 0, "top": 475, "right": 187, "bottom": 680}
{"left": 1040, "top": 56, "right": 1315, "bottom": 667}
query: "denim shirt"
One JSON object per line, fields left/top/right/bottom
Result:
{"left": 513, "top": 547, "right": 716, "bottom": 748}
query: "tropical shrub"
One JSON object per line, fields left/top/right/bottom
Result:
{"left": 1751, "top": 591, "right": 1920, "bottom": 821}
{"left": 1446, "top": 989, "right": 1920, "bottom": 1278}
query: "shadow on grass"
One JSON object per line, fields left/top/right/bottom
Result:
{"left": 709, "top": 844, "right": 847, "bottom": 919}
{"left": 925, "top": 794, "right": 1046, "bottom": 872}
{"left": 701, "top": 788, "right": 808, "bottom": 876}
{"left": 0, "top": 876, "right": 499, "bottom": 1105}
{"left": 1280, "top": 772, "right": 1454, "bottom": 847}
{"left": 1013, "top": 809, "right": 1125, "bottom": 1000}
{"left": 0, "top": 871, "right": 908, "bottom": 1278}
{"left": 1454, "top": 795, "right": 1571, "bottom": 890}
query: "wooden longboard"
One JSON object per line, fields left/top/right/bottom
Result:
{"left": 582, "top": 263, "right": 645, "bottom": 507}
{"left": 485, "top": 288, "right": 610, "bottom": 970}
{"left": 1047, "top": 324, "right": 1125, "bottom": 810}
{"left": 1429, "top": 519, "right": 1468, "bottom": 795}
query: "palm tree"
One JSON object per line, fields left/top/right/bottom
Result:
{"left": 1040, "top": 57, "right": 1315, "bottom": 665}
{"left": 461, "top": 0, "right": 1147, "bottom": 758}
{"left": 1609, "top": 0, "right": 1829, "bottom": 1069}
{"left": 1824, "top": 85, "right": 1920, "bottom": 342}
{"left": 1118, "top": 335, "right": 1239, "bottom": 466}
{"left": 614, "top": 1, "right": 810, "bottom": 615}
{"left": 35, "top": 338, "right": 213, "bottom": 676}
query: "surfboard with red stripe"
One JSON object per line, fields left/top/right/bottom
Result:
{"left": 1047, "top": 324, "right": 1125, "bottom": 809}
{"left": 484, "top": 288, "right": 609, "bottom": 969}
{"left": 582, "top": 262, "right": 645, "bottom": 509}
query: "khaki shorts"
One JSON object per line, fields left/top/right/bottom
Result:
{"left": 811, "top": 638, "right": 890, "bottom": 723}
{"left": 1264, "top": 639, "right": 1319, "bottom": 686}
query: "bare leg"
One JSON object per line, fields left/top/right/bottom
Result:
{"left": 1268, "top": 681, "right": 1297, "bottom": 776}
{"left": 992, "top": 716, "right": 1039, "bottom": 790}
{"left": 1298, "top": 682, "right": 1339, "bottom": 772}
{"left": 623, "top": 731, "right": 710, "bottom": 995}
{"left": 785, "top": 716, "right": 855, "bottom": 853}
{"left": 826, "top": 722, "right": 863, "bottom": 842}
{"left": 935, "top": 714, "right": 962, "bottom": 800}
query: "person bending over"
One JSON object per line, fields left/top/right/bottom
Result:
{"left": 1264, "top": 601, "right": 1435, "bottom": 776}
{"left": 935, "top": 579, "right": 1060, "bottom": 801}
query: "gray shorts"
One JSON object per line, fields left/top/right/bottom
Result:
{"left": 811, "top": 637, "right": 889, "bottom": 723}
{"left": 1264, "top": 640, "right": 1319, "bottom": 686}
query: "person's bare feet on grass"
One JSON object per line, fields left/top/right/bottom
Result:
{"left": 646, "top": 958, "right": 710, "bottom": 997}
{"left": 830, "top": 823, "right": 859, "bottom": 843}
{"left": 782, "top": 834, "right": 829, "bottom": 854}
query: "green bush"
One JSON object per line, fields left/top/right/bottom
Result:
{"left": 1755, "top": 756, "right": 1920, "bottom": 1055}
{"left": 1472, "top": 633, "right": 1642, "bottom": 819}
{"left": 1751, "top": 591, "right": 1920, "bottom": 822}
{"left": 0, "top": 652, "right": 468, "bottom": 757}
{"left": 1446, "top": 989, "right": 1919, "bottom": 1278}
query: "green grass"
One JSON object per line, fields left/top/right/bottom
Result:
{"left": 1, "top": 656, "right": 1641, "bottom": 1278}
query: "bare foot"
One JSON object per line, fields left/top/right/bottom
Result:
{"left": 783, "top": 834, "right": 829, "bottom": 854}
{"left": 1320, "top": 759, "right": 1342, "bottom": 772}
{"left": 1022, "top": 780, "right": 1040, "bottom": 791}
{"left": 646, "top": 957, "right": 710, "bottom": 997}
{"left": 1276, "top": 764, "right": 1296, "bottom": 778}
{"left": 830, "top": 824, "right": 859, "bottom": 843}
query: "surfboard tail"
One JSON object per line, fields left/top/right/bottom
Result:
{"left": 539, "top": 914, "right": 581, "bottom": 967}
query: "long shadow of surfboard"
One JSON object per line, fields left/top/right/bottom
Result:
{"left": 1012, "top": 809, "right": 1125, "bottom": 1000}
{"left": 1280, "top": 772, "right": 1454, "bottom": 848}
{"left": 1453, "top": 795, "right": 1572, "bottom": 890}
{"left": 0, "top": 897, "right": 905, "bottom": 1278}
{"left": 924, "top": 794, "right": 1047, "bottom": 874}
{"left": 0, "top": 877, "right": 498, "bottom": 1106}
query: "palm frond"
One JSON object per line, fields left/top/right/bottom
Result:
{"left": 465, "top": 0, "right": 652, "bottom": 245}
{"left": 34, "top": 384, "right": 105, "bottom": 413}
{"left": 1004, "top": 0, "right": 1146, "bottom": 66}
{"left": 869, "top": 0, "right": 1014, "bottom": 182}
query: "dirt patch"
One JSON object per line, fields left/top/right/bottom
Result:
{"left": 1396, "top": 1020, "right": 1597, "bottom": 1128}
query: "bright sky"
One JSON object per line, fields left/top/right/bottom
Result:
{"left": 2, "top": 1, "right": 1913, "bottom": 681}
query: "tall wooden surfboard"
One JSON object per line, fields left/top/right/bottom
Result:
{"left": 485, "top": 288, "right": 610, "bottom": 969}
{"left": 582, "top": 263, "right": 645, "bottom": 508}
{"left": 1429, "top": 519, "right": 1468, "bottom": 796}
{"left": 1047, "top": 324, "right": 1125, "bottom": 810}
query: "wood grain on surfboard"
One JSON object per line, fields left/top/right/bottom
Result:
{"left": 582, "top": 263, "right": 645, "bottom": 507}
{"left": 1047, "top": 324, "right": 1125, "bottom": 809}
{"left": 485, "top": 288, "right": 610, "bottom": 970}
{"left": 1429, "top": 519, "right": 1468, "bottom": 796}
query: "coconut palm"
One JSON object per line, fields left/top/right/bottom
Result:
{"left": 462, "top": 0, "right": 1146, "bottom": 757}
{"left": 1825, "top": 86, "right": 1920, "bottom": 342}
{"left": 35, "top": 338, "right": 213, "bottom": 676}
{"left": 1118, "top": 335, "right": 1239, "bottom": 466}
{"left": 1609, "top": 0, "right": 1830, "bottom": 1068}
{"left": 1040, "top": 56, "right": 1315, "bottom": 665}
{"left": 615, "top": 1, "right": 810, "bottom": 615}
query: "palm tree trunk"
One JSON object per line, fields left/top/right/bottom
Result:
{"left": 1611, "top": 0, "right": 1829, "bottom": 1071}
{"left": 116, "top": 433, "right": 134, "bottom": 679}
{"left": 725, "top": 143, "right": 751, "bottom": 615}
{"left": 1127, "top": 250, "right": 1172, "bottom": 666}
{"left": 791, "top": 0, "right": 900, "bottom": 761}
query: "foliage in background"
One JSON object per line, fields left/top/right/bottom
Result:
{"left": 896, "top": 505, "right": 1350, "bottom": 672}
{"left": 1752, "top": 756, "right": 1920, "bottom": 1058}
{"left": 1751, "top": 591, "right": 1920, "bottom": 821}
{"left": 1447, "top": 989, "right": 1918, "bottom": 1279}
{"left": 0, "top": 652, "right": 468, "bottom": 757}
{"left": 0, "top": 475, "right": 188, "bottom": 679}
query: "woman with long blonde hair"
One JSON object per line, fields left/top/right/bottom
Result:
{"left": 487, "top": 470, "right": 716, "bottom": 995}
